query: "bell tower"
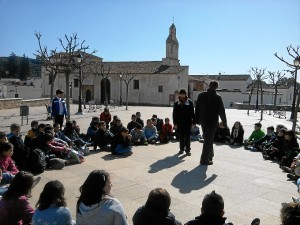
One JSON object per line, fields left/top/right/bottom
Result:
{"left": 162, "top": 23, "right": 180, "bottom": 66}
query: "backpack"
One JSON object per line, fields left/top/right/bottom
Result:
{"left": 28, "top": 148, "right": 47, "bottom": 175}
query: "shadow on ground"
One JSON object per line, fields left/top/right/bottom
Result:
{"left": 148, "top": 154, "right": 186, "bottom": 173}
{"left": 171, "top": 165, "right": 217, "bottom": 193}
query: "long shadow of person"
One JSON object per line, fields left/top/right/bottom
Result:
{"left": 171, "top": 166, "right": 217, "bottom": 193}
{"left": 148, "top": 154, "right": 186, "bottom": 173}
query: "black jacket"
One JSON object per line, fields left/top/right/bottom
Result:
{"left": 173, "top": 99, "right": 195, "bottom": 132}
{"left": 132, "top": 206, "right": 181, "bottom": 225}
{"left": 185, "top": 214, "right": 232, "bottom": 225}
{"left": 195, "top": 89, "right": 227, "bottom": 128}
{"left": 110, "top": 133, "right": 131, "bottom": 155}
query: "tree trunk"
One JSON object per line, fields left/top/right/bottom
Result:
{"left": 104, "top": 79, "right": 108, "bottom": 107}
{"left": 260, "top": 83, "right": 264, "bottom": 121}
{"left": 292, "top": 93, "right": 300, "bottom": 132}
{"left": 126, "top": 84, "right": 129, "bottom": 110}
{"left": 274, "top": 85, "right": 278, "bottom": 106}
{"left": 247, "top": 86, "right": 254, "bottom": 115}
{"left": 65, "top": 71, "right": 70, "bottom": 121}
{"left": 50, "top": 80, "right": 54, "bottom": 102}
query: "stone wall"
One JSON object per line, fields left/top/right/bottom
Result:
{"left": 0, "top": 98, "right": 50, "bottom": 110}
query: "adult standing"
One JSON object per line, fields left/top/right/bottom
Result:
{"left": 173, "top": 89, "right": 195, "bottom": 156}
{"left": 52, "top": 89, "right": 68, "bottom": 130}
{"left": 195, "top": 81, "right": 227, "bottom": 165}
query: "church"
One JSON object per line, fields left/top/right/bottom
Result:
{"left": 41, "top": 23, "right": 189, "bottom": 106}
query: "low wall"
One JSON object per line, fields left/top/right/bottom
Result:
{"left": 0, "top": 98, "right": 51, "bottom": 110}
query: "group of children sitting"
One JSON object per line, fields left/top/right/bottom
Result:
{"left": 213, "top": 120, "right": 300, "bottom": 183}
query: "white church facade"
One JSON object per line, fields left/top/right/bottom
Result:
{"left": 41, "top": 23, "right": 189, "bottom": 106}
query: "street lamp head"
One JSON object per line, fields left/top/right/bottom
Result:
{"left": 76, "top": 53, "right": 82, "bottom": 63}
{"left": 119, "top": 74, "right": 122, "bottom": 78}
{"left": 294, "top": 57, "right": 300, "bottom": 67}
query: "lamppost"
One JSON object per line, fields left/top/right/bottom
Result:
{"left": 75, "top": 54, "right": 83, "bottom": 115}
{"left": 290, "top": 56, "right": 300, "bottom": 120}
{"left": 15, "top": 85, "right": 18, "bottom": 98}
{"left": 119, "top": 74, "right": 123, "bottom": 106}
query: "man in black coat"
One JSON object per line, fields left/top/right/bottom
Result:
{"left": 195, "top": 81, "right": 227, "bottom": 165}
{"left": 173, "top": 89, "right": 195, "bottom": 156}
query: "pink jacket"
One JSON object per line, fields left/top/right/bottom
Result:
{"left": 48, "top": 141, "right": 65, "bottom": 153}
{"left": 0, "top": 155, "right": 19, "bottom": 175}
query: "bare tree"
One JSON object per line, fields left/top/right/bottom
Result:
{"left": 120, "top": 72, "right": 136, "bottom": 110}
{"left": 95, "top": 61, "right": 111, "bottom": 107}
{"left": 267, "top": 71, "right": 285, "bottom": 106}
{"left": 35, "top": 32, "right": 60, "bottom": 101}
{"left": 35, "top": 32, "right": 96, "bottom": 120}
{"left": 274, "top": 45, "right": 300, "bottom": 121}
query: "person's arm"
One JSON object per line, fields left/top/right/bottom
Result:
{"left": 218, "top": 97, "right": 227, "bottom": 127}
{"left": 172, "top": 103, "right": 178, "bottom": 128}
{"left": 7, "top": 158, "right": 19, "bottom": 175}
{"left": 19, "top": 196, "right": 35, "bottom": 224}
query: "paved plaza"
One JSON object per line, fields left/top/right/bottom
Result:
{"left": 0, "top": 104, "right": 299, "bottom": 224}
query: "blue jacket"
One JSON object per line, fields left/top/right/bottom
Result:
{"left": 51, "top": 97, "right": 68, "bottom": 117}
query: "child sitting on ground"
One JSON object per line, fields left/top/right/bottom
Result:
{"left": 214, "top": 122, "right": 230, "bottom": 144}
{"left": 127, "top": 114, "right": 139, "bottom": 132}
{"left": 130, "top": 124, "right": 148, "bottom": 146}
{"left": 280, "top": 130, "right": 299, "bottom": 168}
{"left": 244, "top": 122, "right": 265, "bottom": 149}
{"left": 159, "top": 118, "right": 174, "bottom": 144}
{"left": 230, "top": 121, "right": 244, "bottom": 146}
{"left": 111, "top": 127, "right": 132, "bottom": 155}
{"left": 93, "top": 121, "right": 114, "bottom": 151}
{"left": 263, "top": 128, "right": 286, "bottom": 160}
{"left": 143, "top": 119, "right": 158, "bottom": 144}
{"left": 253, "top": 126, "right": 276, "bottom": 151}
{"left": 0, "top": 132, "right": 7, "bottom": 143}
{"left": 0, "top": 142, "right": 19, "bottom": 187}
{"left": 190, "top": 124, "right": 201, "bottom": 141}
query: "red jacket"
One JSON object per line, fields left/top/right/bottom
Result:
{"left": 0, "top": 155, "right": 19, "bottom": 175}
{"left": 100, "top": 112, "right": 112, "bottom": 123}
{"left": 162, "top": 124, "right": 173, "bottom": 135}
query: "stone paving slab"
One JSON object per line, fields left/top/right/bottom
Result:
{"left": 0, "top": 105, "right": 299, "bottom": 225}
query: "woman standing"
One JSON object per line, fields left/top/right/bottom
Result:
{"left": 76, "top": 170, "right": 129, "bottom": 225}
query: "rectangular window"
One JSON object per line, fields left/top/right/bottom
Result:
{"left": 158, "top": 85, "right": 163, "bottom": 93}
{"left": 133, "top": 80, "right": 139, "bottom": 90}
{"left": 74, "top": 79, "right": 79, "bottom": 88}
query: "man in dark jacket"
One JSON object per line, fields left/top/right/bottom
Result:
{"left": 51, "top": 89, "right": 68, "bottom": 130}
{"left": 173, "top": 89, "right": 195, "bottom": 156}
{"left": 195, "top": 81, "right": 227, "bottom": 165}
{"left": 185, "top": 191, "right": 233, "bottom": 225}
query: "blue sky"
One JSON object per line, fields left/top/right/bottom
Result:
{"left": 0, "top": 0, "right": 299, "bottom": 77}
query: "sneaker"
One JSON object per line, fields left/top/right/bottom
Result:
{"left": 250, "top": 147, "right": 257, "bottom": 152}
{"left": 200, "top": 161, "right": 213, "bottom": 165}
{"left": 186, "top": 152, "right": 191, "bottom": 156}
{"left": 178, "top": 150, "right": 184, "bottom": 154}
{"left": 282, "top": 166, "right": 292, "bottom": 173}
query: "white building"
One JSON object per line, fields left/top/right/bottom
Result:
{"left": 41, "top": 23, "right": 189, "bottom": 106}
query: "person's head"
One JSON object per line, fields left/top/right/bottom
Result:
{"left": 35, "top": 180, "right": 66, "bottom": 211}
{"left": 38, "top": 123, "right": 46, "bottom": 132}
{"left": 278, "top": 128, "right": 287, "bottom": 137}
{"left": 151, "top": 117, "right": 157, "bottom": 125}
{"left": 42, "top": 133, "right": 54, "bottom": 144}
{"left": 276, "top": 124, "right": 287, "bottom": 133}
{"left": 267, "top": 126, "right": 275, "bottom": 135}
{"left": 233, "top": 121, "right": 243, "bottom": 129}
{"left": 146, "top": 119, "right": 153, "bottom": 127}
{"left": 209, "top": 81, "right": 219, "bottom": 90}
{"left": 178, "top": 89, "right": 187, "bottom": 101}
{"left": 31, "top": 120, "right": 39, "bottom": 130}
{"left": 56, "top": 89, "right": 64, "bottom": 98}
{"left": 284, "top": 130, "right": 295, "bottom": 141}
{"left": 0, "top": 142, "right": 14, "bottom": 158}
{"left": 254, "top": 123, "right": 262, "bottom": 130}
{"left": 136, "top": 112, "right": 141, "bottom": 118}
{"left": 201, "top": 191, "right": 224, "bottom": 217}
{"left": 44, "top": 124, "right": 54, "bottom": 134}
{"left": 120, "top": 127, "right": 129, "bottom": 138}
{"left": 99, "top": 121, "right": 106, "bottom": 130}
{"left": 65, "top": 121, "right": 73, "bottom": 129}
{"left": 280, "top": 202, "right": 300, "bottom": 225}
{"left": 218, "top": 122, "right": 225, "bottom": 128}
{"left": 135, "top": 124, "right": 142, "bottom": 131}
{"left": 104, "top": 108, "right": 110, "bottom": 115}
{"left": 115, "top": 118, "right": 121, "bottom": 126}
{"left": 92, "top": 117, "right": 99, "bottom": 123}
{"left": 53, "top": 123, "right": 60, "bottom": 133}
{"left": 77, "top": 170, "right": 111, "bottom": 212}
{"left": 112, "top": 115, "right": 118, "bottom": 122}
{"left": 165, "top": 118, "right": 170, "bottom": 124}
{"left": 131, "top": 114, "right": 137, "bottom": 122}
{"left": 10, "top": 123, "right": 21, "bottom": 136}
{"left": 0, "top": 131, "right": 7, "bottom": 142}
{"left": 3, "top": 171, "right": 34, "bottom": 200}
{"left": 72, "top": 120, "right": 77, "bottom": 127}
{"left": 145, "top": 188, "right": 171, "bottom": 214}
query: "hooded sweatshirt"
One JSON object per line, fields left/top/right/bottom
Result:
{"left": 184, "top": 214, "right": 233, "bottom": 225}
{"left": 76, "top": 196, "right": 128, "bottom": 225}
{"left": 132, "top": 206, "right": 181, "bottom": 225}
